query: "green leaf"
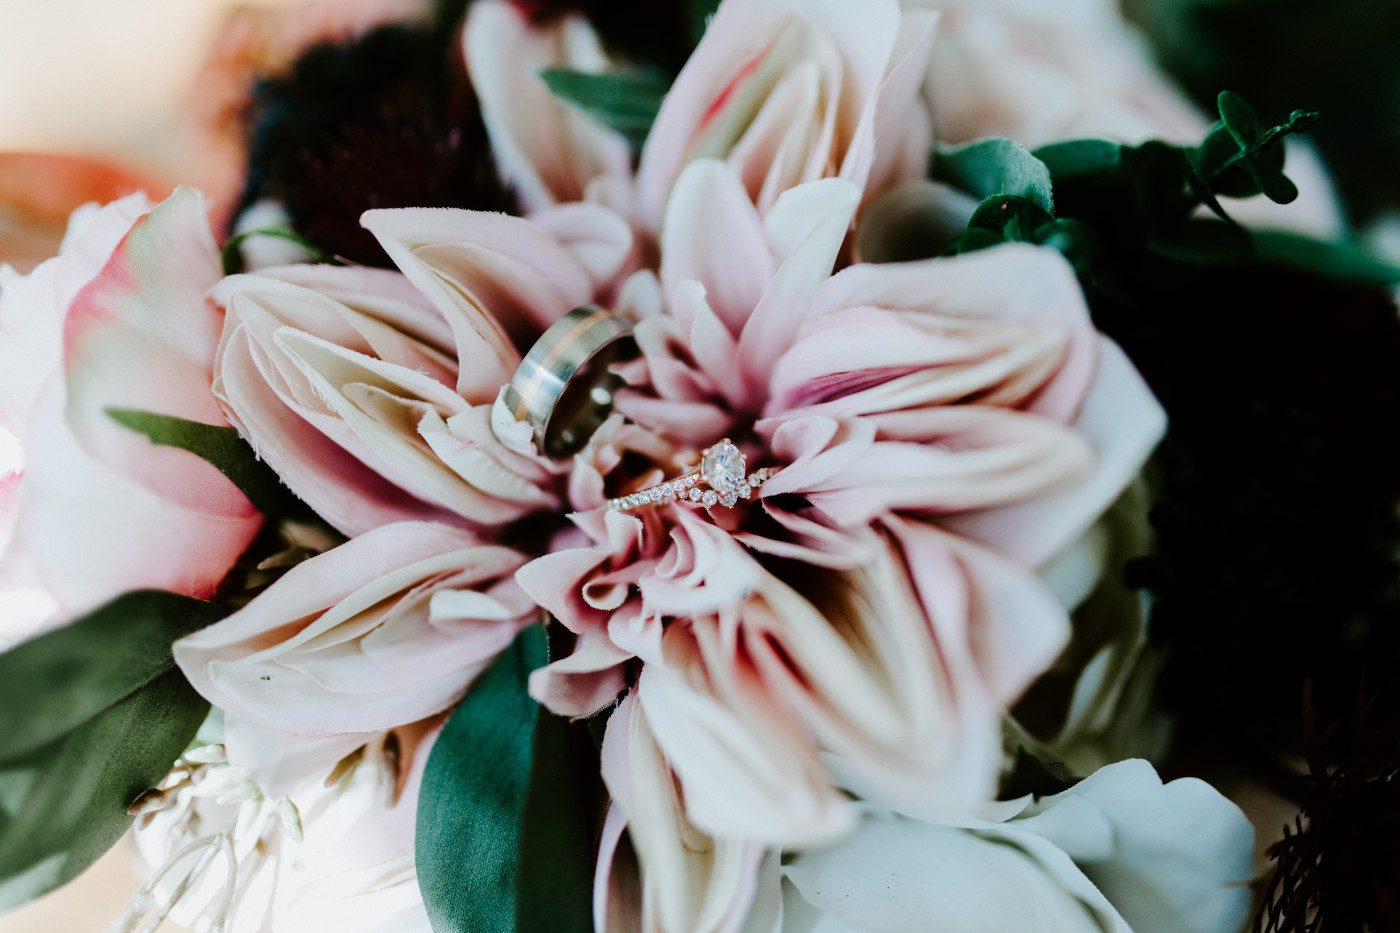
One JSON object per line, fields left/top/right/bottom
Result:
{"left": 1253, "top": 231, "right": 1400, "bottom": 285}
{"left": 1146, "top": 218, "right": 1254, "bottom": 265}
{"left": 933, "top": 137, "right": 1055, "bottom": 214}
{"left": 0, "top": 591, "right": 215, "bottom": 762}
{"left": 1032, "top": 139, "right": 1123, "bottom": 184}
{"left": 1217, "top": 90, "right": 1265, "bottom": 149}
{"left": 945, "top": 194, "right": 1055, "bottom": 254}
{"left": 0, "top": 668, "right": 208, "bottom": 909}
{"left": 107, "top": 408, "right": 293, "bottom": 516}
{"left": 1200, "top": 96, "right": 1320, "bottom": 206}
{"left": 220, "top": 227, "right": 333, "bottom": 276}
{"left": 1193, "top": 123, "right": 1261, "bottom": 200}
{"left": 539, "top": 68, "right": 670, "bottom": 151}
{"left": 417, "top": 626, "right": 593, "bottom": 933}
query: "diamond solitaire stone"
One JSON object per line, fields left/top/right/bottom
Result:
{"left": 701, "top": 440, "right": 746, "bottom": 496}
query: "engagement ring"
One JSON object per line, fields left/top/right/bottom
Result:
{"left": 607, "top": 439, "right": 778, "bottom": 511}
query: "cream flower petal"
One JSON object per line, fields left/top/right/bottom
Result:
{"left": 802, "top": 242, "right": 1099, "bottom": 422}
{"left": 216, "top": 325, "right": 449, "bottom": 535}
{"left": 361, "top": 207, "right": 600, "bottom": 399}
{"left": 526, "top": 625, "right": 632, "bottom": 718}
{"left": 464, "top": 0, "right": 631, "bottom": 212}
{"left": 601, "top": 692, "right": 770, "bottom": 933}
{"left": 736, "top": 178, "right": 860, "bottom": 387}
{"left": 856, "top": 9, "right": 939, "bottom": 205}
{"left": 782, "top": 812, "right": 1105, "bottom": 932}
{"left": 765, "top": 408, "right": 1093, "bottom": 526}
{"left": 213, "top": 267, "right": 553, "bottom": 535}
{"left": 174, "top": 521, "right": 531, "bottom": 737}
{"left": 636, "top": 0, "right": 926, "bottom": 228}
{"left": 1014, "top": 759, "right": 1255, "bottom": 933}
{"left": 660, "top": 160, "right": 775, "bottom": 336}
{"left": 943, "top": 337, "right": 1166, "bottom": 567}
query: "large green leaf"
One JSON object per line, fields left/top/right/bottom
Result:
{"left": 0, "top": 668, "right": 208, "bottom": 909}
{"left": 933, "top": 137, "right": 1055, "bottom": 214}
{"left": 416, "top": 625, "right": 593, "bottom": 933}
{"left": 0, "top": 590, "right": 214, "bottom": 761}
{"left": 107, "top": 408, "right": 293, "bottom": 516}
{"left": 539, "top": 68, "right": 670, "bottom": 151}
{"left": 1253, "top": 231, "right": 1400, "bottom": 285}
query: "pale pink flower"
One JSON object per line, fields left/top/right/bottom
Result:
{"left": 634, "top": 0, "right": 940, "bottom": 230}
{"left": 0, "top": 188, "right": 261, "bottom": 646}
{"left": 212, "top": 202, "right": 632, "bottom": 536}
{"left": 463, "top": 0, "right": 633, "bottom": 213}
{"left": 518, "top": 165, "right": 1165, "bottom": 929}
{"left": 174, "top": 522, "right": 533, "bottom": 772}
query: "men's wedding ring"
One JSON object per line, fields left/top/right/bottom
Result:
{"left": 502, "top": 306, "right": 636, "bottom": 458}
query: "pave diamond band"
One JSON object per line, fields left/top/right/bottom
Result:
{"left": 607, "top": 439, "right": 778, "bottom": 512}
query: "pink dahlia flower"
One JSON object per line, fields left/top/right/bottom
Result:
{"left": 514, "top": 162, "right": 1165, "bottom": 928}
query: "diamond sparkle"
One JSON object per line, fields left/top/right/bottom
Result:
{"left": 701, "top": 440, "right": 746, "bottom": 496}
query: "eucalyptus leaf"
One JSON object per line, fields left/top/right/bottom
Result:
{"left": 417, "top": 625, "right": 593, "bottom": 933}
{"left": 945, "top": 194, "right": 1055, "bottom": 255}
{"left": 107, "top": 408, "right": 293, "bottom": 516}
{"left": 1217, "top": 90, "right": 1265, "bottom": 149}
{"left": 0, "top": 590, "right": 215, "bottom": 762}
{"left": 1146, "top": 218, "right": 1253, "bottom": 265}
{"left": 1194, "top": 124, "right": 1261, "bottom": 200}
{"left": 0, "top": 669, "right": 208, "bottom": 909}
{"left": 539, "top": 68, "right": 670, "bottom": 151}
{"left": 1032, "top": 139, "right": 1123, "bottom": 184}
{"left": 1253, "top": 231, "right": 1400, "bottom": 285}
{"left": 933, "top": 137, "right": 1055, "bottom": 214}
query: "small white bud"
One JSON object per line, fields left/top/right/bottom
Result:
{"left": 215, "top": 779, "right": 261, "bottom": 805}
{"left": 277, "top": 798, "right": 304, "bottom": 843}
{"left": 189, "top": 766, "right": 252, "bottom": 798}
{"left": 184, "top": 744, "right": 227, "bottom": 764}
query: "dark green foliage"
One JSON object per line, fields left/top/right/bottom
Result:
{"left": 107, "top": 408, "right": 294, "bottom": 517}
{"left": 540, "top": 68, "right": 670, "bottom": 151}
{"left": 0, "top": 593, "right": 215, "bottom": 908}
{"left": 416, "top": 626, "right": 594, "bottom": 933}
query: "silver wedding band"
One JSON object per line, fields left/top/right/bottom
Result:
{"left": 503, "top": 306, "right": 635, "bottom": 457}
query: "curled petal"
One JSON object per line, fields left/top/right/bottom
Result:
{"left": 464, "top": 0, "right": 631, "bottom": 212}
{"left": 601, "top": 692, "right": 769, "bottom": 933}
{"left": 174, "top": 521, "right": 532, "bottom": 737}
{"left": 660, "top": 160, "right": 774, "bottom": 336}
{"left": 803, "top": 243, "right": 1098, "bottom": 422}
{"left": 766, "top": 408, "right": 1093, "bottom": 527}
{"left": 943, "top": 338, "right": 1166, "bottom": 567}
{"left": 361, "top": 206, "right": 600, "bottom": 398}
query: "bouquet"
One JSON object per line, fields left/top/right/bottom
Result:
{"left": 2, "top": 1, "right": 1398, "bottom": 931}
